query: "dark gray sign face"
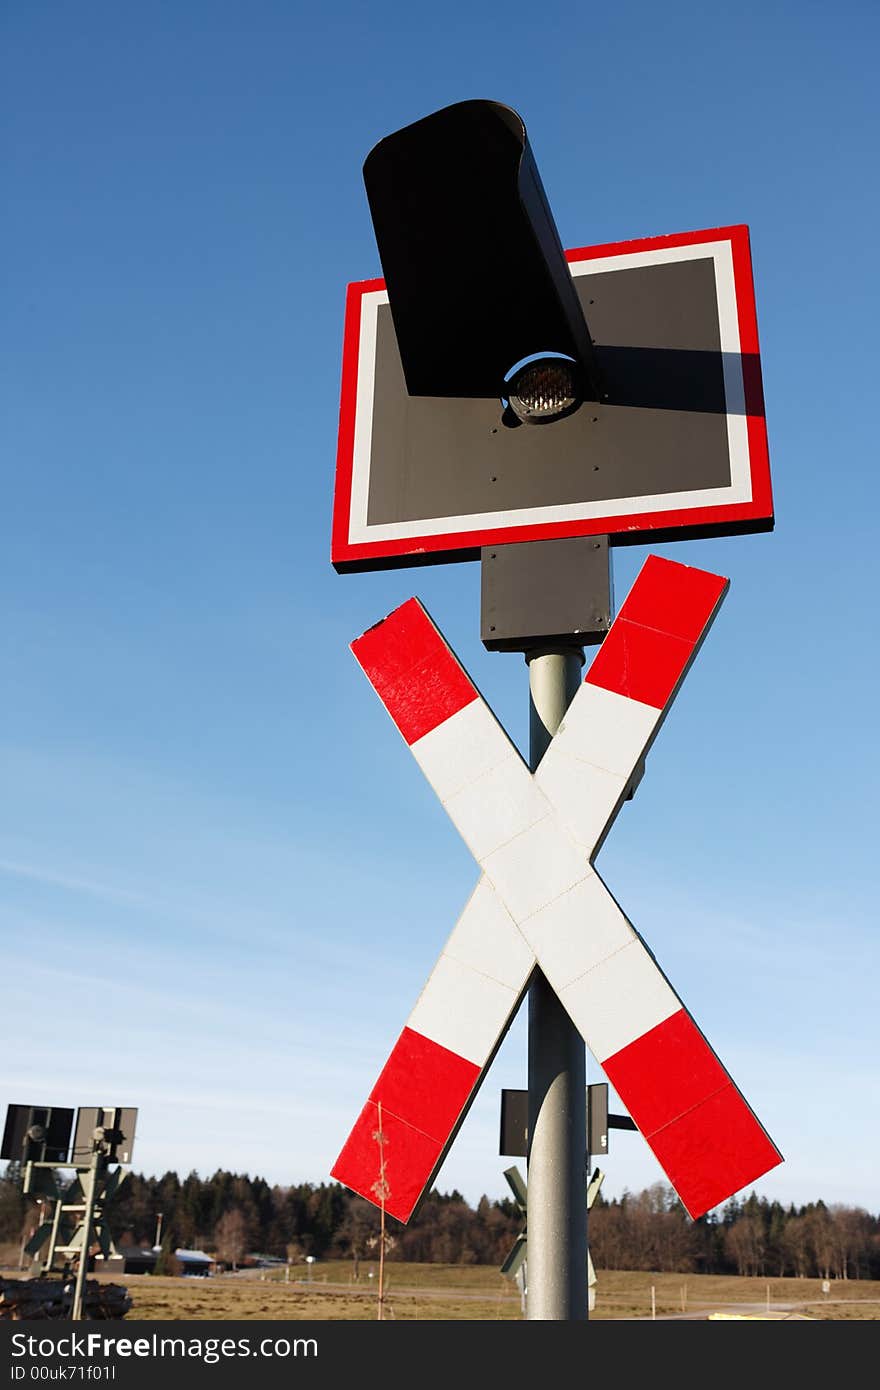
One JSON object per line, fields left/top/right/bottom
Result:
{"left": 331, "top": 227, "right": 772, "bottom": 570}
{"left": 369, "top": 256, "right": 728, "bottom": 523}
{"left": 72, "top": 1106, "right": 138, "bottom": 1164}
{"left": 1, "top": 1104, "right": 74, "bottom": 1163}
{"left": 499, "top": 1088, "right": 529, "bottom": 1157}
{"left": 499, "top": 1085, "right": 618, "bottom": 1158}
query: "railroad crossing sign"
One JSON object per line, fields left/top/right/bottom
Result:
{"left": 331, "top": 554, "right": 782, "bottom": 1222}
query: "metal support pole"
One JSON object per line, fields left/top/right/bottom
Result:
{"left": 71, "top": 1151, "right": 102, "bottom": 1321}
{"left": 44, "top": 1191, "right": 65, "bottom": 1273}
{"left": 525, "top": 645, "right": 588, "bottom": 1320}
{"left": 18, "top": 1202, "right": 36, "bottom": 1271}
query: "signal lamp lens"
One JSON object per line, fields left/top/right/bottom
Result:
{"left": 506, "top": 357, "right": 581, "bottom": 425}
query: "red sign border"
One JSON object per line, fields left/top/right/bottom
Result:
{"left": 331, "top": 224, "right": 773, "bottom": 572}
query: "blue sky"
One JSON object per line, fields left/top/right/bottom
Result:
{"left": 3, "top": 1, "right": 879, "bottom": 1220}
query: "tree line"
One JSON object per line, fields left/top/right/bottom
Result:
{"left": 2, "top": 1164, "right": 877, "bottom": 1279}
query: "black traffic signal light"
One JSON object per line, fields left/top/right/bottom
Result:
{"left": 363, "top": 99, "right": 599, "bottom": 409}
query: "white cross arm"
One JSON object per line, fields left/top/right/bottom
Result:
{"left": 331, "top": 556, "right": 782, "bottom": 1223}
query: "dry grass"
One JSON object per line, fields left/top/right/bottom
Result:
{"left": 37, "top": 1263, "right": 880, "bottom": 1321}
{"left": 585, "top": 1269, "right": 880, "bottom": 1320}
{"left": 115, "top": 1264, "right": 523, "bottom": 1321}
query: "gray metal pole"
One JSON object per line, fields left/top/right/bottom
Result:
{"left": 525, "top": 645, "right": 588, "bottom": 1320}
{"left": 44, "top": 1190, "right": 65, "bottom": 1273}
{"left": 71, "top": 1152, "right": 101, "bottom": 1322}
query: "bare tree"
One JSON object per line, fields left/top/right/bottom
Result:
{"left": 724, "top": 1217, "right": 765, "bottom": 1276}
{"left": 337, "top": 1197, "right": 377, "bottom": 1280}
{"left": 804, "top": 1206, "right": 834, "bottom": 1281}
{"left": 780, "top": 1215, "right": 810, "bottom": 1277}
{"left": 213, "top": 1208, "right": 249, "bottom": 1271}
{"left": 828, "top": 1205, "right": 873, "bottom": 1280}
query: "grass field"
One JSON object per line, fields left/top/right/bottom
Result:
{"left": 63, "top": 1263, "right": 880, "bottom": 1321}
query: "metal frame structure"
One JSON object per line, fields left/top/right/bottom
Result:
{"left": 7, "top": 1103, "right": 137, "bottom": 1321}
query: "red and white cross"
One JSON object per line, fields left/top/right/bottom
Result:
{"left": 332, "top": 555, "right": 782, "bottom": 1223}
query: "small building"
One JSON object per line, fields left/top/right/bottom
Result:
{"left": 95, "top": 1246, "right": 158, "bottom": 1276}
{"left": 174, "top": 1248, "right": 214, "bottom": 1277}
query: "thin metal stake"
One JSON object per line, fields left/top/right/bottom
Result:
{"left": 373, "top": 1102, "right": 388, "bottom": 1321}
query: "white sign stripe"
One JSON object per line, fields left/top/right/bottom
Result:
{"left": 411, "top": 698, "right": 516, "bottom": 803}
{"left": 405, "top": 669, "right": 689, "bottom": 1060}
{"left": 405, "top": 877, "right": 534, "bottom": 1066}
{"left": 534, "top": 683, "right": 659, "bottom": 857}
{"left": 521, "top": 870, "right": 681, "bottom": 1059}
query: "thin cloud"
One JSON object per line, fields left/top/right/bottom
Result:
{"left": 0, "top": 855, "right": 146, "bottom": 905}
